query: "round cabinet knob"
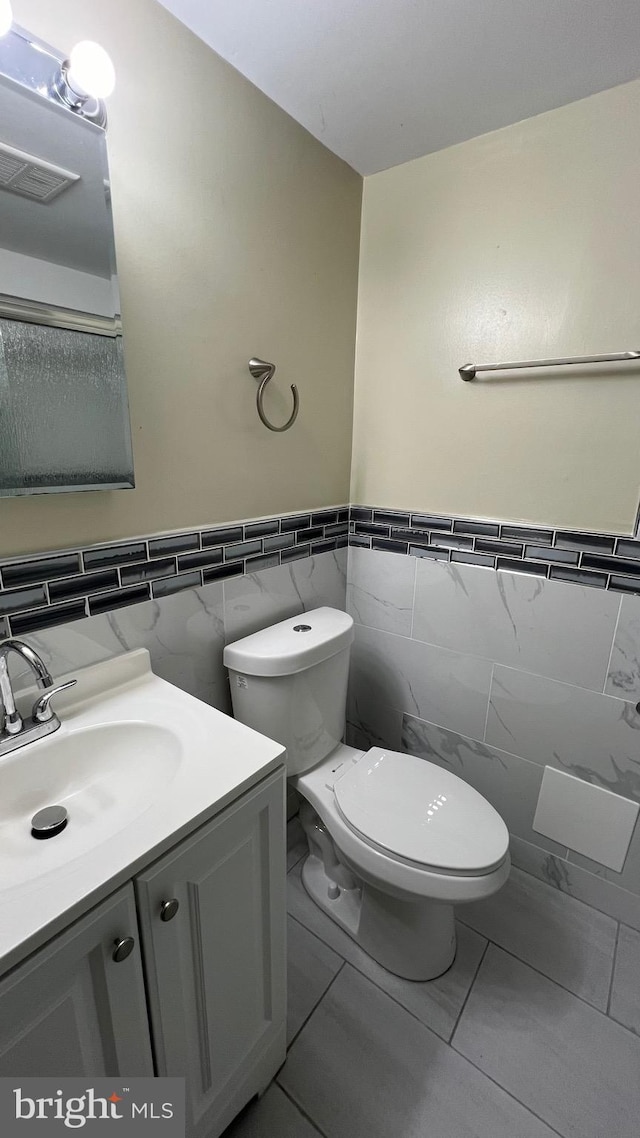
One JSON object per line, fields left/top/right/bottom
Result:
{"left": 160, "top": 898, "right": 180, "bottom": 922}
{"left": 112, "top": 936, "right": 135, "bottom": 963}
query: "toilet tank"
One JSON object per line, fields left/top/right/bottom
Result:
{"left": 223, "top": 607, "right": 354, "bottom": 775}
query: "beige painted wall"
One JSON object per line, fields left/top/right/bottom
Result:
{"left": 2, "top": 0, "right": 361, "bottom": 556}
{"left": 352, "top": 80, "right": 640, "bottom": 534}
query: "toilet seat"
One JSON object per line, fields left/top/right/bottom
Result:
{"left": 333, "top": 747, "right": 509, "bottom": 875}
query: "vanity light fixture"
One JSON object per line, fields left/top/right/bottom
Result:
{"left": 0, "top": 0, "right": 12, "bottom": 38}
{"left": 53, "top": 40, "right": 115, "bottom": 115}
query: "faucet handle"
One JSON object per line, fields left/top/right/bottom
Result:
{"left": 32, "top": 679, "right": 78, "bottom": 724}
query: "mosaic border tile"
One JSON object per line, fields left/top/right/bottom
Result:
{"left": 348, "top": 505, "right": 640, "bottom": 597}
{"left": 0, "top": 508, "right": 349, "bottom": 635}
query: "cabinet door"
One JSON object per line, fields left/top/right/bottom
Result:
{"left": 136, "top": 770, "right": 286, "bottom": 1138}
{"left": 0, "top": 884, "right": 153, "bottom": 1076}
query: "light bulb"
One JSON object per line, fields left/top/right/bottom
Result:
{"left": 68, "top": 40, "right": 115, "bottom": 99}
{"left": 0, "top": 0, "right": 12, "bottom": 37}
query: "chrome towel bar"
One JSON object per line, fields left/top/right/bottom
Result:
{"left": 459, "top": 351, "right": 640, "bottom": 381}
{"left": 248, "top": 358, "right": 299, "bottom": 432}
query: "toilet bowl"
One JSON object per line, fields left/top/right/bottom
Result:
{"left": 224, "top": 607, "right": 510, "bottom": 981}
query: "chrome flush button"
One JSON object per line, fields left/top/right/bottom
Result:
{"left": 293, "top": 624, "right": 312, "bottom": 632}
{"left": 31, "top": 804, "right": 68, "bottom": 839}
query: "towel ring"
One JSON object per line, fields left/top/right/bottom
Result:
{"left": 248, "top": 358, "right": 299, "bottom": 432}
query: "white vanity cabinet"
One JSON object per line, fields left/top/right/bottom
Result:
{"left": 0, "top": 768, "right": 286, "bottom": 1138}
{"left": 135, "top": 769, "right": 286, "bottom": 1138}
{"left": 0, "top": 884, "right": 154, "bottom": 1077}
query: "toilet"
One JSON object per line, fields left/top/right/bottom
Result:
{"left": 223, "top": 606, "right": 510, "bottom": 980}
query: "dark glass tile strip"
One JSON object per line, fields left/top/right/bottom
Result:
{"left": 89, "top": 585, "right": 150, "bottom": 615}
{"left": 264, "top": 534, "right": 295, "bottom": 553}
{"left": 152, "top": 571, "right": 202, "bottom": 598}
{"left": 149, "top": 533, "right": 200, "bottom": 558}
{"left": 372, "top": 538, "right": 408, "bottom": 554}
{"left": 312, "top": 509, "right": 338, "bottom": 526}
{"left": 281, "top": 514, "right": 312, "bottom": 533}
{"left": 244, "top": 520, "right": 279, "bottom": 539}
{"left": 178, "top": 549, "right": 224, "bottom": 572}
{"left": 609, "top": 575, "right": 640, "bottom": 595}
{"left": 203, "top": 563, "right": 244, "bottom": 583}
{"left": 497, "top": 558, "right": 549, "bottom": 577}
{"left": 224, "top": 539, "right": 263, "bottom": 562}
{"left": 0, "top": 584, "right": 48, "bottom": 616}
{"left": 427, "top": 534, "right": 473, "bottom": 551}
{"left": 324, "top": 522, "right": 349, "bottom": 537}
{"left": 84, "top": 543, "right": 147, "bottom": 571}
{"left": 348, "top": 535, "right": 372, "bottom": 548}
{"left": 10, "top": 600, "right": 87, "bottom": 636}
{"left": 615, "top": 539, "right": 640, "bottom": 561}
{"left": 409, "top": 545, "right": 450, "bottom": 560}
{"left": 391, "top": 528, "right": 439, "bottom": 547}
{"left": 311, "top": 538, "right": 338, "bottom": 554}
{"left": 452, "top": 550, "right": 496, "bottom": 568}
{"left": 2, "top": 553, "right": 81, "bottom": 588}
{"left": 410, "top": 515, "right": 452, "bottom": 532}
{"left": 350, "top": 507, "right": 373, "bottom": 523}
{"left": 49, "top": 570, "right": 119, "bottom": 602}
{"left": 453, "top": 519, "right": 500, "bottom": 537}
{"left": 555, "top": 531, "right": 616, "bottom": 554}
{"left": 281, "top": 544, "right": 310, "bottom": 563}
{"left": 501, "top": 525, "right": 553, "bottom": 545}
{"left": 121, "top": 557, "right": 176, "bottom": 586}
{"left": 582, "top": 554, "right": 640, "bottom": 577}
{"left": 354, "top": 522, "right": 391, "bottom": 537}
{"left": 373, "top": 510, "right": 411, "bottom": 526}
{"left": 524, "top": 545, "right": 579, "bottom": 566}
{"left": 245, "top": 554, "right": 280, "bottom": 572}
{"left": 476, "top": 538, "right": 524, "bottom": 556}
{"left": 550, "top": 566, "right": 608, "bottom": 589}
{"left": 296, "top": 526, "right": 323, "bottom": 543}
{"left": 202, "top": 525, "right": 243, "bottom": 548}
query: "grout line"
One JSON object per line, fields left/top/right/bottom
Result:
{"left": 276, "top": 1082, "right": 331, "bottom": 1138}
{"left": 449, "top": 938, "right": 490, "bottom": 1044}
{"left": 409, "top": 551, "right": 418, "bottom": 639}
{"left": 602, "top": 593, "right": 624, "bottom": 695}
{"left": 284, "top": 959, "right": 346, "bottom": 1055}
{"left": 448, "top": 1036, "right": 566, "bottom": 1138}
{"left": 606, "top": 921, "right": 621, "bottom": 1017}
{"left": 481, "top": 663, "right": 494, "bottom": 743}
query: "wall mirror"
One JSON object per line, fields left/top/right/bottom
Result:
{"left": 0, "top": 25, "right": 134, "bottom": 496}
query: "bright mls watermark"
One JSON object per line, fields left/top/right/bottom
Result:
{"left": 0, "top": 1079, "right": 185, "bottom": 1136}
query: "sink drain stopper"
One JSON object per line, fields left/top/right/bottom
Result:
{"left": 31, "top": 805, "right": 68, "bottom": 839}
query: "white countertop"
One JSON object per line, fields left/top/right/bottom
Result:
{"left": 0, "top": 649, "right": 285, "bottom": 974}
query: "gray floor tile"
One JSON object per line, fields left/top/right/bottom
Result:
{"left": 222, "top": 1083, "right": 321, "bottom": 1138}
{"left": 610, "top": 924, "right": 640, "bottom": 1037}
{"left": 287, "top": 916, "right": 343, "bottom": 1045}
{"left": 279, "top": 964, "right": 558, "bottom": 1138}
{"left": 461, "top": 865, "right": 617, "bottom": 1009}
{"left": 287, "top": 860, "right": 487, "bottom": 1039}
{"left": 454, "top": 944, "right": 640, "bottom": 1138}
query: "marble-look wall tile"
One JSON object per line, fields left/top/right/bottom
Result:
{"left": 346, "top": 694, "right": 403, "bottom": 753}
{"left": 346, "top": 546, "right": 416, "bottom": 635}
{"left": 351, "top": 624, "right": 493, "bottom": 740}
{"left": 509, "top": 835, "right": 640, "bottom": 932}
{"left": 223, "top": 549, "right": 346, "bottom": 643}
{"left": 401, "top": 715, "right": 566, "bottom": 856}
{"left": 486, "top": 665, "right": 640, "bottom": 802}
{"left": 606, "top": 594, "right": 640, "bottom": 699}
{"left": 17, "top": 580, "right": 231, "bottom": 713}
{"left": 412, "top": 557, "right": 620, "bottom": 690}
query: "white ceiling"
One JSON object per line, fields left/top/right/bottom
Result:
{"left": 158, "top": 0, "right": 640, "bottom": 175}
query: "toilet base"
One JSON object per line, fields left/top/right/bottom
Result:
{"left": 301, "top": 853, "right": 457, "bottom": 981}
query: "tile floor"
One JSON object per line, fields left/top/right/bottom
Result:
{"left": 224, "top": 830, "right": 640, "bottom": 1138}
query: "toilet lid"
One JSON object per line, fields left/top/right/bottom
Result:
{"left": 333, "top": 748, "right": 509, "bottom": 874}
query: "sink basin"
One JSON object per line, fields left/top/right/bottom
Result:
{"left": 0, "top": 647, "right": 285, "bottom": 973}
{"left": 0, "top": 722, "right": 182, "bottom": 889}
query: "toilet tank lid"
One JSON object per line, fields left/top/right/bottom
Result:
{"left": 223, "top": 607, "right": 354, "bottom": 677}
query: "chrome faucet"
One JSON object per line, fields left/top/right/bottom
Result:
{"left": 0, "top": 639, "right": 76, "bottom": 756}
